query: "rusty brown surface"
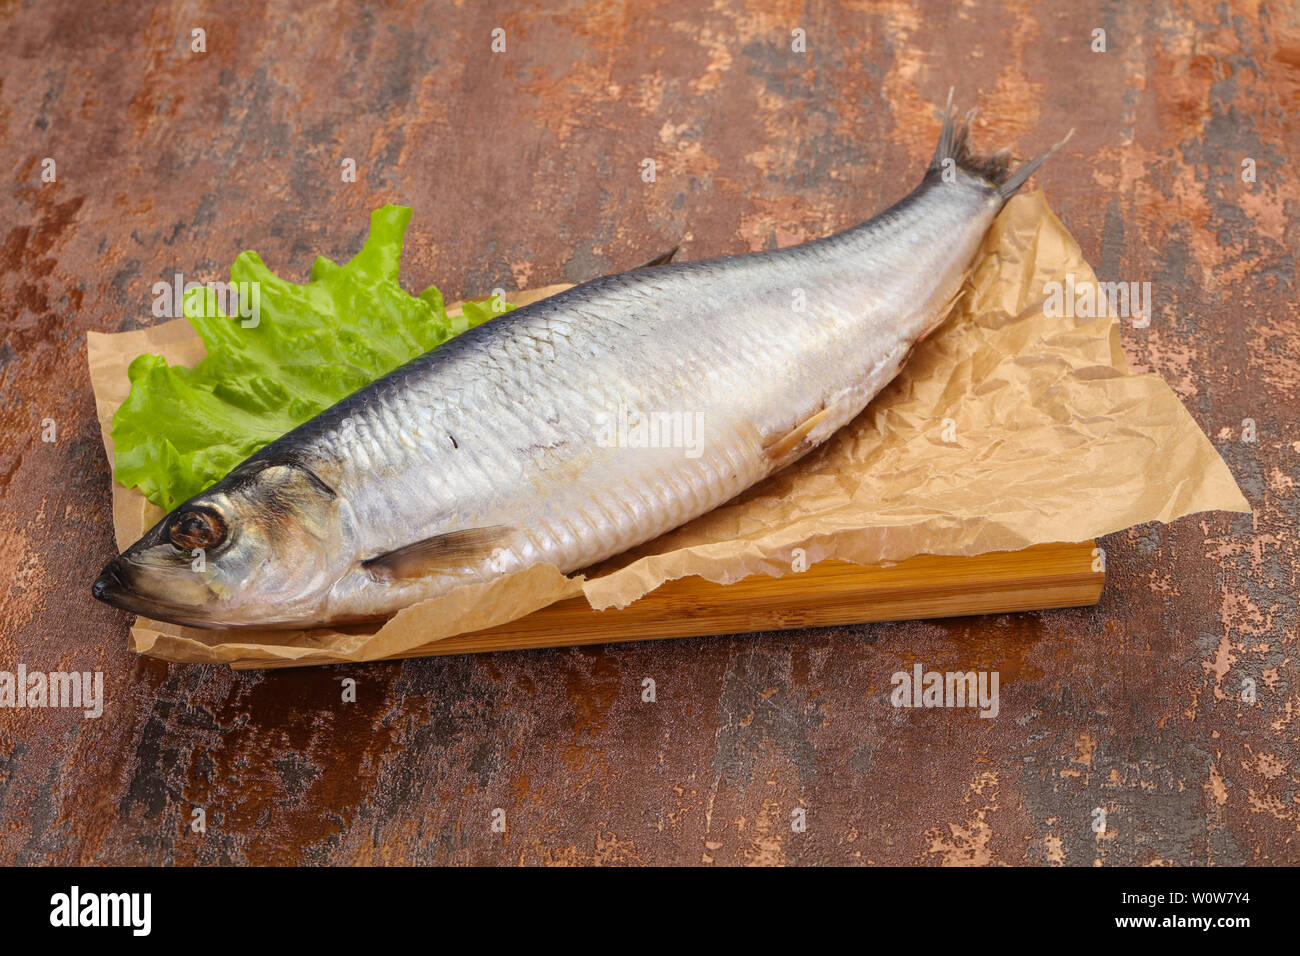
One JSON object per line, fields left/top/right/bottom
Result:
{"left": 0, "top": 0, "right": 1296, "bottom": 866}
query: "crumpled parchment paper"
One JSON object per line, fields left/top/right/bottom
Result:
{"left": 86, "top": 191, "right": 1249, "bottom": 668}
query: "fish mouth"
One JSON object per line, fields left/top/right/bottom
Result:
{"left": 91, "top": 557, "right": 221, "bottom": 628}
{"left": 91, "top": 559, "right": 129, "bottom": 603}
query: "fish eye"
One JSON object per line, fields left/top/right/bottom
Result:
{"left": 167, "top": 509, "right": 227, "bottom": 551}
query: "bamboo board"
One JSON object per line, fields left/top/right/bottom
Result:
{"left": 288, "top": 540, "right": 1103, "bottom": 665}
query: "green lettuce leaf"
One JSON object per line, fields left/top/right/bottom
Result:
{"left": 112, "top": 204, "right": 509, "bottom": 510}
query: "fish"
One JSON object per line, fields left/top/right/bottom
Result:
{"left": 93, "top": 95, "right": 1070, "bottom": 629}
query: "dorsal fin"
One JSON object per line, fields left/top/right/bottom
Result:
{"left": 363, "top": 526, "right": 510, "bottom": 581}
{"left": 630, "top": 246, "right": 679, "bottom": 270}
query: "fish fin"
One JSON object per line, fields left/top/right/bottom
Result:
{"left": 994, "top": 128, "right": 1074, "bottom": 200}
{"left": 929, "top": 89, "right": 1073, "bottom": 201}
{"left": 763, "top": 406, "right": 834, "bottom": 471}
{"left": 363, "top": 526, "right": 510, "bottom": 581}
{"left": 631, "top": 246, "right": 680, "bottom": 270}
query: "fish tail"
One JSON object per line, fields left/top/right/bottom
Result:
{"left": 929, "top": 88, "right": 1074, "bottom": 201}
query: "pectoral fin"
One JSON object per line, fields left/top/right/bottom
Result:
{"left": 363, "top": 526, "right": 510, "bottom": 582}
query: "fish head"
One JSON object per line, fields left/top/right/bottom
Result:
{"left": 92, "top": 459, "right": 352, "bottom": 628}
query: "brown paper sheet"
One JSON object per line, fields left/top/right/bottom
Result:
{"left": 86, "top": 191, "right": 1249, "bottom": 668}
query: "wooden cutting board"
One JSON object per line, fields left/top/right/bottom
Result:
{"left": 314, "top": 540, "right": 1103, "bottom": 663}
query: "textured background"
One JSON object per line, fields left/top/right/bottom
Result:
{"left": 1, "top": 0, "right": 1296, "bottom": 865}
